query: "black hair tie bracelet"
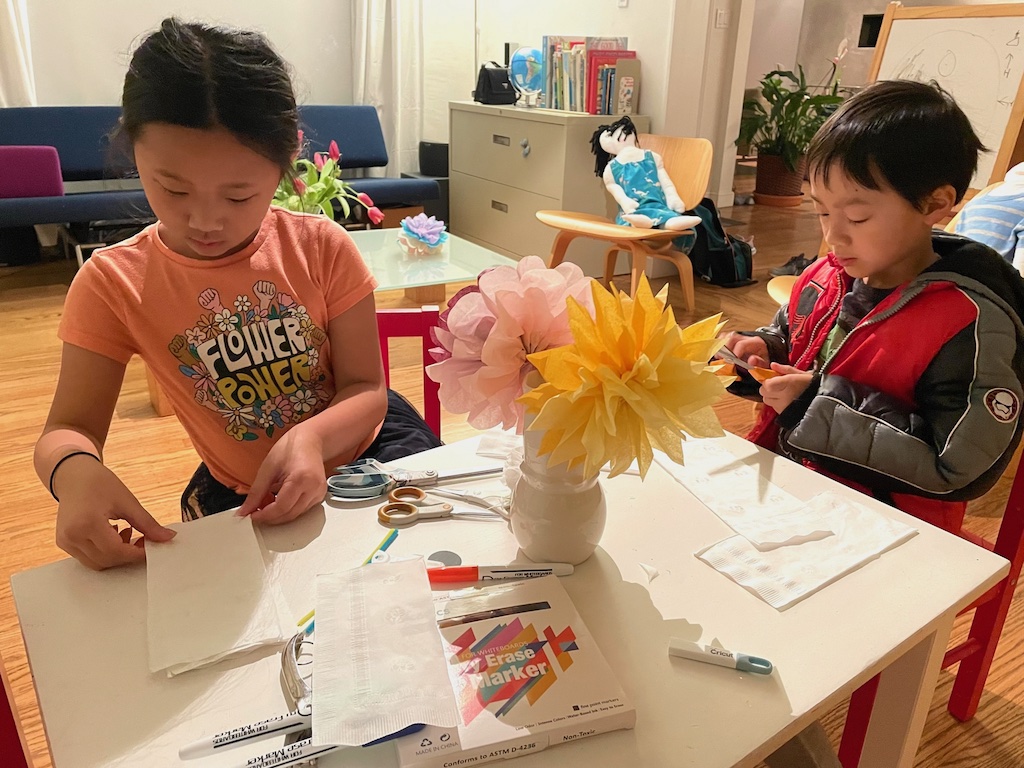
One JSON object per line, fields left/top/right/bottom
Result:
{"left": 49, "top": 451, "right": 100, "bottom": 501}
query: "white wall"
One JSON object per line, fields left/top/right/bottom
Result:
{"left": 421, "top": 0, "right": 475, "bottom": 143}
{"left": 745, "top": 0, "right": 804, "bottom": 88}
{"left": 26, "top": 0, "right": 353, "bottom": 106}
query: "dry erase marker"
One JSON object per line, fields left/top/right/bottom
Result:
{"left": 668, "top": 637, "right": 774, "bottom": 675}
{"left": 179, "top": 711, "right": 310, "bottom": 758}
{"left": 427, "top": 563, "right": 573, "bottom": 584}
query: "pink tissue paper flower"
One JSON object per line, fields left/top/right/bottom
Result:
{"left": 426, "top": 255, "right": 594, "bottom": 431}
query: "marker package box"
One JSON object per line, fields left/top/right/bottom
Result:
{"left": 394, "top": 576, "right": 635, "bottom": 768}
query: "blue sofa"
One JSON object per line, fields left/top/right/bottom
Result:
{"left": 0, "top": 105, "right": 437, "bottom": 228}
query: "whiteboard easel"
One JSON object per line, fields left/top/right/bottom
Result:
{"left": 870, "top": 2, "right": 1024, "bottom": 192}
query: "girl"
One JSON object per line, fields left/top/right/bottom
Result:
{"left": 33, "top": 18, "right": 441, "bottom": 571}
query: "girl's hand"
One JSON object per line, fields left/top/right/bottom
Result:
{"left": 54, "top": 455, "right": 176, "bottom": 570}
{"left": 759, "top": 363, "right": 814, "bottom": 414}
{"left": 239, "top": 428, "right": 327, "bottom": 525}
{"left": 718, "top": 332, "right": 770, "bottom": 369}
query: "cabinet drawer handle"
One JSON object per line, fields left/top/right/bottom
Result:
{"left": 491, "top": 200, "right": 508, "bottom": 213}
{"left": 492, "top": 134, "right": 511, "bottom": 146}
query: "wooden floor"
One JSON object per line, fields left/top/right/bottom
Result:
{"left": 2, "top": 174, "right": 1022, "bottom": 767}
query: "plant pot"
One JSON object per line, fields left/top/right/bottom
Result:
{"left": 753, "top": 154, "right": 807, "bottom": 205}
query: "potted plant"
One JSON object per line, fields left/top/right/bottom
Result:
{"left": 738, "top": 64, "right": 845, "bottom": 206}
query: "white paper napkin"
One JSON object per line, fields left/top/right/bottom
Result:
{"left": 696, "top": 492, "right": 918, "bottom": 609}
{"left": 312, "top": 559, "right": 459, "bottom": 747}
{"left": 655, "top": 441, "right": 834, "bottom": 547}
{"left": 146, "top": 512, "right": 290, "bottom": 676}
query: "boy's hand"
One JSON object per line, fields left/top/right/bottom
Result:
{"left": 717, "top": 332, "right": 770, "bottom": 369}
{"left": 240, "top": 429, "right": 327, "bottom": 525}
{"left": 54, "top": 456, "right": 176, "bottom": 570}
{"left": 759, "top": 363, "right": 814, "bottom": 413}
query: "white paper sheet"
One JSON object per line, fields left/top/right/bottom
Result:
{"left": 146, "top": 513, "right": 290, "bottom": 676}
{"left": 312, "top": 559, "right": 459, "bottom": 747}
{"left": 696, "top": 493, "right": 918, "bottom": 609}
{"left": 655, "top": 441, "right": 834, "bottom": 547}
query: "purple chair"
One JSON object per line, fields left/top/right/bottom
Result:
{"left": 0, "top": 145, "right": 64, "bottom": 199}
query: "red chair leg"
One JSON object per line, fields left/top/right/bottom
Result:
{"left": 1, "top": 656, "right": 30, "bottom": 768}
{"left": 947, "top": 584, "right": 1016, "bottom": 721}
{"left": 838, "top": 674, "right": 879, "bottom": 768}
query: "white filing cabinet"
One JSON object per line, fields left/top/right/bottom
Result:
{"left": 449, "top": 101, "right": 650, "bottom": 276}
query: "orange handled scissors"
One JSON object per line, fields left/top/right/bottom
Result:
{"left": 377, "top": 487, "right": 503, "bottom": 527}
{"left": 713, "top": 346, "right": 780, "bottom": 382}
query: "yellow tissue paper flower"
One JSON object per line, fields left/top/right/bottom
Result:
{"left": 518, "top": 275, "right": 732, "bottom": 479}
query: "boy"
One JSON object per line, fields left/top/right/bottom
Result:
{"left": 722, "top": 78, "right": 1024, "bottom": 537}
{"left": 726, "top": 78, "right": 1024, "bottom": 768}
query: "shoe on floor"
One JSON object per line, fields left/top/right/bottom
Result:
{"left": 769, "top": 253, "right": 814, "bottom": 277}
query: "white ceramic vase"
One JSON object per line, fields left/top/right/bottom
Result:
{"left": 508, "top": 423, "right": 607, "bottom": 565}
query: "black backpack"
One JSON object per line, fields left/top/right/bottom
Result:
{"left": 473, "top": 62, "right": 519, "bottom": 105}
{"left": 686, "top": 197, "right": 756, "bottom": 288}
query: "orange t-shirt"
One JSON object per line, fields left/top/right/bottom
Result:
{"left": 59, "top": 207, "right": 378, "bottom": 493}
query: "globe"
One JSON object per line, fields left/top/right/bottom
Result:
{"left": 509, "top": 46, "right": 544, "bottom": 98}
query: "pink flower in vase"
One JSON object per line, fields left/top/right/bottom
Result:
{"left": 328, "top": 140, "right": 341, "bottom": 162}
{"left": 426, "top": 256, "right": 594, "bottom": 431}
{"left": 367, "top": 206, "right": 385, "bottom": 225}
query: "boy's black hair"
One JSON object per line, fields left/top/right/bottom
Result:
{"left": 590, "top": 115, "right": 640, "bottom": 177}
{"left": 807, "top": 79, "right": 985, "bottom": 207}
{"left": 115, "top": 18, "right": 298, "bottom": 173}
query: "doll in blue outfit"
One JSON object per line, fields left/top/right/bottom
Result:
{"left": 590, "top": 116, "right": 700, "bottom": 234}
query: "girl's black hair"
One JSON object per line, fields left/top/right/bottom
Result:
{"left": 115, "top": 17, "right": 298, "bottom": 174}
{"left": 590, "top": 116, "right": 640, "bottom": 176}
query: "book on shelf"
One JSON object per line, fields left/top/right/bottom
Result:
{"left": 585, "top": 50, "right": 636, "bottom": 115}
{"left": 615, "top": 57, "right": 642, "bottom": 115}
{"left": 393, "top": 576, "right": 636, "bottom": 768}
{"left": 541, "top": 35, "right": 631, "bottom": 112}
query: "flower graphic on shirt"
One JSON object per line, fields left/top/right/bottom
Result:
{"left": 290, "top": 389, "right": 318, "bottom": 415}
{"left": 256, "top": 408, "right": 276, "bottom": 429}
{"left": 195, "top": 313, "right": 217, "bottom": 337}
{"left": 213, "top": 308, "right": 235, "bottom": 332}
{"left": 175, "top": 287, "right": 333, "bottom": 441}
{"left": 217, "top": 404, "right": 257, "bottom": 441}
{"left": 226, "top": 422, "right": 248, "bottom": 441}
{"left": 271, "top": 393, "right": 296, "bottom": 423}
{"left": 185, "top": 326, "right": 207, "bottom": 347}
{"left": 284, "top": 304, "right": 310, "bottom": 324}
{"left": 180, "top": 360, "right": 215, "bottom": 393}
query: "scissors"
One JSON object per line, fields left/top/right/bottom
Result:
{"left": 377, "top": 486, "right": 504, "bottom": 526}
{"left": 327, "top": 457, "right": 502, "bottom": 500}
{"left": 713, "top": 346, "right": 780, "bottom": 382}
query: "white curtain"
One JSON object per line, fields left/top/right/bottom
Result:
{"left": 0, "top": 0, "right": 36, "bottom": 106}
{"left": 351, "top": 0, "right": 423, "bottom": 177}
